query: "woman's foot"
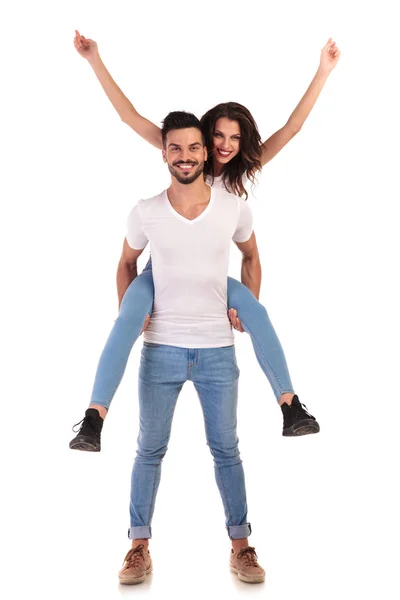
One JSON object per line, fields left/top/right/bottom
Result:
{"left": 281, "top": 395, "right": 320, "bottom": 436}
{"left": 69, "top": 408, "right": 104, "bottom": 451}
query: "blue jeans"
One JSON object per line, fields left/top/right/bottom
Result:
{"left": 128, "top": 342, "right": 251, "bottom": 540}
{"left": 90, "top": 258, "right": 294, "bottom": 408}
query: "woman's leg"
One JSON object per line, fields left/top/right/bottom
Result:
{"left": 89, "top": 268, "right": 154, "bottom": 412}
{"left": 227, "top": 277, "right": 294, "bottom": 402}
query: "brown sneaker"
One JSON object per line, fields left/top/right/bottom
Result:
{"left": 230, "top": 546, "right": 265, "bottom": 583}
{"left": 118, "top": 544, "right": 152, "bottom": 585}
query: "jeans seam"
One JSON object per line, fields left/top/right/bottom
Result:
{"left": 146, "top": 463, "right": 160, "bottom": 527}
{"left": 216, "top": 463, "right": 233, "bottom": 525}
{"left": 202, "top": 415, "right": 233, "bottom": 525}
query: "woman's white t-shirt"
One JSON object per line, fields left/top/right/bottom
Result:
{"left": 205, "top": 173, "right": 249, "bottom": 194}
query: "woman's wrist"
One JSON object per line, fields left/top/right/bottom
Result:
{"left": 316, "top": 64, "right": 333, "bottom": 79}
{"left": 87, "top": 53, "right": 102, "bottom": 69}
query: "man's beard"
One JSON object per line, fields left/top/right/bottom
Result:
{"left": 168, "top": 161, "right": 205, "bottom": 185}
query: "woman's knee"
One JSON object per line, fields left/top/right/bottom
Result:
{"left": 227, "top": 278, "right": 267, "bottom": 319}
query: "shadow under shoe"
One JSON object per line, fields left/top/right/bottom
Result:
{"left": 281, "top": 395, "right": 320, "bottom": 437}
{"left": 69, "top": 408, "right": 103, "bottom": 452}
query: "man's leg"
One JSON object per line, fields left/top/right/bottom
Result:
{"left": 129, "top": 343, "right": 186, "bottom": 545}
{"left": 191, "top": 345, "right": 265, "bottom": 583}
{"left": 191, "top": 346, "right": 250, "bottom": 541}
{"left": 119, "top": 343, "right": 186, "bottom": 585}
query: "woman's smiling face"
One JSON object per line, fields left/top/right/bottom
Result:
{"left": 212, "top": 117, "right": 241, "bottom": 165}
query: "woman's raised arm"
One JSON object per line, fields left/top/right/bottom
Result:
{"left": 74, "top": 30, "right": 163, "bottom": 150}
{"left": 260, "top": 38, "right": 341, "bottom": 167}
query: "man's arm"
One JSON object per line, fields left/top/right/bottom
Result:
{"left": 117, "top": 238, "right": 145, "bottom": 309}
{"left": 229, "top": 232, "right": 261, "bottom": 332}
{"left": 235, "top": 232, "right": 261, "bottom": 300}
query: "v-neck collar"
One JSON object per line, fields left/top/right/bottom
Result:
{"left": 164, "top": 188, "right": 214, "bottom": 224}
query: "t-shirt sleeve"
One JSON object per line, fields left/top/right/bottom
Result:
{"left": 232, "top": 198, "right": 253, "bottom": 243}
{"left": 126, "top": 203, "right": 149, "bottom": 250}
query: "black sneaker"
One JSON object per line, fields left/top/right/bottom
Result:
{"left": 69, "top": 408, "right": 103, "bottom": 452}
{"left": 281, "top": 395, "right": 320, "bottom": 436}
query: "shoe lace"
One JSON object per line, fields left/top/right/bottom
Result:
{"left": 237, "top": 546, "right": 259, "bottom": 566}
{"left": 72, "top": 418, "right": 85, "bottom": 433}
{"left": 300, "top": 403, "right": 314, "bottom": 418}
{"left": 123, "top": 545, "right": 146, "bottom": 568}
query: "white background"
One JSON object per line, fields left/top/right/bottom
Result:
{"left": 1, "top": 0, "right": 399, "bottom": 598}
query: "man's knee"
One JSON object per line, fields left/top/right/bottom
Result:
{"left": 208, "top": 433, "right": 241, "bottom": 465}
{"left": 135, "top": 434, "right": 169, "bottom": 465}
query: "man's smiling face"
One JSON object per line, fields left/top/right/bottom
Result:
{"left": 163, "top": 127, "right": 207, "bottom": 185}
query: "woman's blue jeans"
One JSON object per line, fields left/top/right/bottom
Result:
{"left": 90, "top": 259, "right": 294, "bottom": 408}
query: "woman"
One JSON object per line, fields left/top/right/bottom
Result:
{"left": 70, "top": 32, "right": 340, "bottom": 451}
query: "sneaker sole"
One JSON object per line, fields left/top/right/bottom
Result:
{"left": 283, "top": 419, "right": 320, "bottom": 437}
{"left": 69, "top": 436, "right": 100, "bottom": 452}
{"left": 119, "top": 566, "right": 152, "bottom": 585}
{"left": 230, "top": 566, "right": 265, "bottom": 583}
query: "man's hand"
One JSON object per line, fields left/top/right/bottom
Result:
{"left": 74, "top": 30, "right": 99, "bottom": 62}
{"left": 229, "top": 309, "right": 244, "bottom": 333}
{"left": 140, "top": 314, "right": 151, "bottom": 334}
{"left": 319, "top": 38, "right": 341, "bottom": 73}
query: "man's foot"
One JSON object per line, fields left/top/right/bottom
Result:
{"left": 69, "top": 408, "right": 103, "bottom": 452}
{"left": 281, "top": 395, "right": 320, "bottom": 436}
{"left": 230, "top": 546, "right": 265, "bottom": 583}
{"left": 118, "top": 545, "right": 152, "bottom": 585}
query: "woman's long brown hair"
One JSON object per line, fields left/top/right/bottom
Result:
{"left": 200, "top": 102, "right": 262, "bottom": 200}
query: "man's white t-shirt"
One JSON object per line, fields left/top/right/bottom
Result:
{"left": 126, "top": 186, "right": 253, "bottom": 348}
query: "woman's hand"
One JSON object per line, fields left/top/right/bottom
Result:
{"left": 74, "top": 30, "right": 99, "bottom": 62}
{"left": 229, "top": 309, "right": 244, "bottom": 333}
{"left": 319, "top": 38, "right": 341, "bottom": 73}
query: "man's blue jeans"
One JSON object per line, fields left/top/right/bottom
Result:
{"left": 128, "top": 342, "right": 252, "bottom": 541}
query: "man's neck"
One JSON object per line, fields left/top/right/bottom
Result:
{"left": 168, "top": 176, "right": 211, "bottom": 206}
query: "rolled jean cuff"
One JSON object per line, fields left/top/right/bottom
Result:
{"left": 128, "top": 526, "right": 152, "bottom": 540}
{"left": 227, "top": 523, "right": 252, "bottom": 540}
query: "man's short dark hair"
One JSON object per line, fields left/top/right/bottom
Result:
{"left": 161, "top": 111, "right": 204, "bottom": 147}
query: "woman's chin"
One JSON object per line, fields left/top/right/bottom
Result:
{"left": 215, "top": 154, "right": 233, "bottom": 165}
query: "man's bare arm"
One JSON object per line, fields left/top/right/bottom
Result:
{"left": 235, "top": 232, "right": 261, "bottom": 300}
{"left": 117, "top": 238, "right": 145, "bottom": 309}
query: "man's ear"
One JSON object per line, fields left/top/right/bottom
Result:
{"left": 162, "top": 148, "right": 167, "bottom": 163}
{"left": 203, "top": 146, "right": 208, "bottom": 162}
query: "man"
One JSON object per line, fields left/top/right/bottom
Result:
{"left": 113, "top": 111, "right": 265, "bottom": 584}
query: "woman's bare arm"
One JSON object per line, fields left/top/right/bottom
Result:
{"left": 74, "top": 30, "right": 163, "bottom": 149}
{"left": 260, "top": 38, "right": 341, "bottom": 167}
